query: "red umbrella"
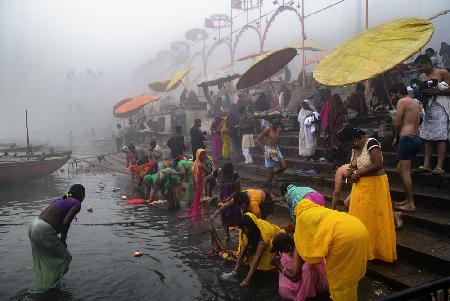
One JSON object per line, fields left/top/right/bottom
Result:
{"left": 236, "top": 47, "right": 297, "bottom": 90}
{"left": 113, "top": 95, "right": 160, "bottom": 118}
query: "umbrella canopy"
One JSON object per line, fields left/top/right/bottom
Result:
{"left": 286, "top": 38, "right": 326, "bottom": 51}
{"left": 166, "top": 67, "right": 192, "bottom": 92}
{"left": 236, "top": 47, "right": 297, "bottom": 90}
{"left": 313, "top": 17, "right": 433, "bottom": 86}
{"left": 198, "top": 69, "right": 240, "bottom": 87}
{"left": 148, "top": 80, "right": 170, "bottom": 92}
{"left": 236, "top": 51, "right": 268, "bottom": 62}
{"left": 113, "top": 95, "right": 160, "bottom": 118}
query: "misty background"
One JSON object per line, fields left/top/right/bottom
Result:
{"left": 0, "top": 0, "right": 448, "bottom": 146}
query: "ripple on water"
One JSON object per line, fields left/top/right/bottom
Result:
{"left": 1, "top": 171, "right": 283, "bottom": 301}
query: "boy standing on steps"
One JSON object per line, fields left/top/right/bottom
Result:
{"left": 391, "top": 83, "right": 422, "bottom": 212}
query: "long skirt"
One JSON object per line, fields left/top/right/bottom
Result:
{"left": 28, "top": 217, "right": 72, "bottom": 293}
{"left": 189, "top": 170, "right": 204, "bottom": 221}
{"left": 221, "top": 133, "right": 231, "bottom": 160}
{"left": 212, "top": 132, "right": 222, "bottom": 159}
{"left": 220, "top": 184, "right": 241, "bottom": 227}
{"left": 278, "top": 253, "right": 328, "bottom": 301}
{"left": 349, "top": 174, "right": 397, "bottom": 262}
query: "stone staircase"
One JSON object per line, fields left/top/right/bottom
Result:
{"left": 206, "top": 132, "right": 450, "bottom": 291}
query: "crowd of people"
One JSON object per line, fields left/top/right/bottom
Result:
{"left": 27, "top": 46, "right": 450, "bottom": 301}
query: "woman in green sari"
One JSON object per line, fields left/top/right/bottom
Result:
{"left": 172, "top": 155, "right": 194, "bottom": 206}
{"left": 28, "top": 184, "right": 85, "bottom": 293}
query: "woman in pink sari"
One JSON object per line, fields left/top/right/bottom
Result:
{"left": 270, "top": 233, "right": 328, "bottom": 301}
{"left": 189, "top": 149, "right": 215, "bottom": 221}
{"left": 211, "top": 116, "right": 223, "bottom": 160}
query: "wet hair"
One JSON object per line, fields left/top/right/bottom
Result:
{"left": 356, "top": 82, "right": 365, "bottom": 92}
{"left": 389, "top": 83, "right": 408, "bottom": 96}
{"left": 280, "top": 183, "right": 290, "bottom": 195}
{"left": 414, "top": 54, "right": 432, "bottom": 66}
{"left": 239, "top": 105, "right": 247, "bottom": 114}
{"left": 149, "top": 139, "right": 156, "bottom": 147}
{"left": 194, "top": 118, "right": 201, "bottom": 126}
{"left": 337, "top": 128, "right": 366, "bottom": 143}
{"left": 222, "top": 162, "right": 234, "bottom": 177}
{"left": 128, "top": 143, "right": 135, "bottom": 151}
{"left": 425, "top": 48, "right": 435, "bottom": 55}
{"left": 116, "top": 123, "right": 122, "bottom": 129}
{"left": 239, "top": 214, "right": 263, "bottom": 262}
{"left": 270, "top": 233, "right": 294, "bottom": 253}
{"left": 234, "top": 191, "right": 250, "bottom": 207}
{"left": 272, "top": 119, "right": 282, "bottom": 128}
{"left": 64, "top": 184, "right": 85, "bottom": 202}
{"left": 175, "top": 125, "right": 182, "bottom": 133}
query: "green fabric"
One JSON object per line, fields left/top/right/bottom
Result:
{"left": 160, "top": 168, "right": 179, "bottom": 194}
{"left": 28, "top": 217, "right": 72, "bottom": 293}
{"left": 177, "top": 161, "right": 193, "bottom": 202}
{"left": 143, "top": 173, "right": 158, "bottom": 185}
{"left": 177, "top": 160, "right": 193, "bottom": 178}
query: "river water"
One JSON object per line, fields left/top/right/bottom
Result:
{"left": 0, "top": 158, "right": 391, "bottom": 301}
{"left": 0, "top": 169, "right": 286, "bottom": 301}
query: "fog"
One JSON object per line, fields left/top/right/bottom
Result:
{"left": 0, "top": 0, "right": 449, "bottom": 146}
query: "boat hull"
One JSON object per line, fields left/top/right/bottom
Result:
{"left": 0, "top": 156, "right": 70, "bottom": 182}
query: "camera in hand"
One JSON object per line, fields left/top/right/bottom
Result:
{"left": 409, "top": 78, "right": 438, "bottom": 105}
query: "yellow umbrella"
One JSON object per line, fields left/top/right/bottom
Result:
{"left": 148, "top": 80, "right": 170, "bottom": 92}
{"left": 286, "top": 38, "right": 325, "bottom": 51}
{"left": 165, "top": 67, "right": 192, "bottom": 92}
{"left": 313, "top": 17, "right": 433, "bottom": 86}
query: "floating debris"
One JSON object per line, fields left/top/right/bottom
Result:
{"left": 87, "top": 206, "right": 93, "bottom": 213}
{"left": 121, "top": 195, "right": 127, "bottom": 200}
{"left": 113, "top": 187, "right": 121, "bottom": 192}
{"left": 134, "top": 251, "right": 144, "bottom": 257}
{"left": 149, "top": 200, "right": 167, "bottom": 206}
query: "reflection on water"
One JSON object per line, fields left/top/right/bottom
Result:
{"left": 0, "top": 170, "right": 284, "bottom": 301}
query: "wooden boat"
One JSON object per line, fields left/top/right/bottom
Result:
{"left": 0, "top": 144, "right": 43, "bottom": 153}
{"left": 0, "top": 151, "right": 71, "bottom": 182}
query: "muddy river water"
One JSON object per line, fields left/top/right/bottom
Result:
{"left": 0, "top": 170, "right": 286, "bottom": 301}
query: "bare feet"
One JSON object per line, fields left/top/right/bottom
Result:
{"left": 394, "top": 212, "right": 403, "bottom": 229}
{"left": 394, "top": 202, "right": 416, "bottom": 212}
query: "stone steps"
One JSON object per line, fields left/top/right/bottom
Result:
{"left": 237, "top": 172, "right": 450, "bottom": 290}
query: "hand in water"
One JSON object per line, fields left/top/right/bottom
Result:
{"left": 221, "top": 270, "right": 236, "bottom": 280}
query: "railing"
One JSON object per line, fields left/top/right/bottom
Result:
{"left": 376, "top": 277, "right": 450, "bottom": 301}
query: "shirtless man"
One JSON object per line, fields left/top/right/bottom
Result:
{"left": 390, "top": 83, "right": 422, "bottom": 212}
{"left": 414, "top": 54, "right": 450, "bottom": 176}
{"left": 255, "top": 120, "right": 287, "bottom": 188}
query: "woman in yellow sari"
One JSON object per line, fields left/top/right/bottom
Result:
{"left": 222, "top": 212, "right": 284, "bottom": 287}
{"left": 337, "top": 128, "right": 399, "bottom": 263}
{"left": 282, "top": 184, "right": 370, "bottom": 301}
{"left": 220, "top": 115, "right": 231, "bottom": 160}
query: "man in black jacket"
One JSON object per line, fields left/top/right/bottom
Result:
{"left": 190, "top": 119, "right": 206, "bottom": 160}
{"left": 167, "top": 126, "right": 185, "bottom": 158}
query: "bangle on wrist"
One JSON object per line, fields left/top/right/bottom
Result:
{"left": 282, "top": 267, "right": 288, "bottom": 275}
{"left": 242, "top": 280, "right": 249, "bottom": 286}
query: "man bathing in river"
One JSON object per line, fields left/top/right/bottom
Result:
{"left": 255, "top": 120, "right": 287, "bottom": 188}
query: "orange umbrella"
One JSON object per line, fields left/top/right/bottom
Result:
{"left": 235, "top": 51, "right": 268, "bottom": 62}
{"left": 113, "top": 95, "right": 160, "bottom": 118}
{"left": 236, "top": 48, "right": 297, "bottom": 90}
